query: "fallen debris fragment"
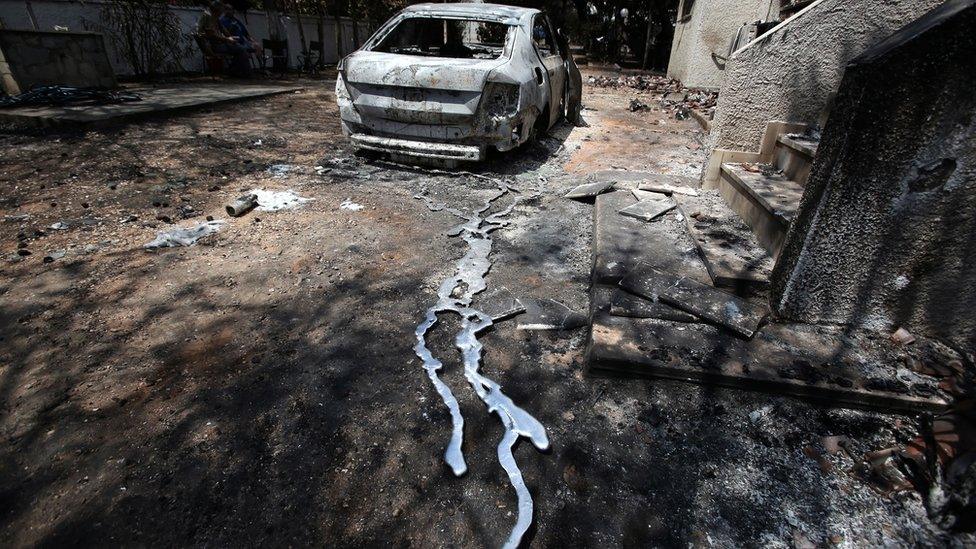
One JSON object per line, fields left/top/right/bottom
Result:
{"left": 49, "top": 221, "right": 68, "bottom": 230}
{"left": 822, "top": 435, "right": 852, "bottom": 456}
{"left": 609, "top": 288, "right": 698, "bottom": 322}
{"left": 637, "top": 180, "right": 699, "bottom": 196}
{"left": 628, "top": 98, "right": 651, "bottom": 112}
{"left": 564, "top": 180, "right": 615, "bottom": 200}
{"left": 43, "top": 250, "right": 66, "bottom": 263}
{"left": 476, "top": 287, "right": 526, "bottom": 322}
{"left": 250, "top": 189, "right": 311, "bottom": 211}
{"left": 226, "top": 194, "right": 258, "bottom": 217}
{"left": 143, "top": 220, "right": 224, "bottom": 249}
{"left": 619, "top": 263, "right": 767, "bottom": 338}
{"left": 891, "top": 327, "right": 916, "bottom": 346}
{"left": 340, "top": 199, "right": 364, "bottom": 211}
{"left": 266, "top": 163, "right": 295, "bottom": 177}
{"left": 517, "top": 298, "right": 588, "bottom": 331}
{"left": 618, "top": 195, "right": 676, "bottom": 222}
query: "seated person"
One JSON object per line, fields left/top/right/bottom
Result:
{"left": 219, "top": 4, "right": 263, "bottom": 57}
{"left": 197, "top": 0, "right": 250, "bottom": 76}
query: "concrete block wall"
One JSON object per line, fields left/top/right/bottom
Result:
{"left": 0, "top": 0, "right": 372, "bottom": 76}
{"left": 707, "top": 0, "right": 943, "bottom": 154}
{"left": 0, "top": 29, "right": 115, "bottom": 93}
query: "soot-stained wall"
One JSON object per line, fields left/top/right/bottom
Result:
{"left": 770, "top": 0, "right": 976, "bottom": 354}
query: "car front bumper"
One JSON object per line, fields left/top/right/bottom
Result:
{"left": 349, "top": 134, "right": 486, "bottom": 161}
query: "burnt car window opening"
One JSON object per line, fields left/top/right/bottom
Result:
{"left": 532, "top": 15, "right": 557, "bottom": 56}
{"left": 372, "top": 17, "right": 512, "bottom": 60}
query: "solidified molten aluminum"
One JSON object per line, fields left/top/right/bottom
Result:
{"left": 413, "top": 181, "right": 548, "bottom": 549}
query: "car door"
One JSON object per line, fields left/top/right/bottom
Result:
{"left": 530, "top": 13, "right": 566, "bottom": 127}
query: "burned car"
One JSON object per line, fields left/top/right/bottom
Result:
{"left": 335, "top": 3, "right": 582, "bottom": 162}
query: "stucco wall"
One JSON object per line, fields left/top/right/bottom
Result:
{"left": 770, "top": 0, "right": 976, "bottom": 353}
{"left": 708, "top": 0, "right": 943, "bottom": 153}
{"left": 0, "top": 0, "right": 370, "bottom": 76}
{"left": 666, "top": 0, "right": 776, "bottom": 90}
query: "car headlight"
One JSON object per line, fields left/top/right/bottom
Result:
{"left": 483, "top": 82, "right": 520, "bottom": 118}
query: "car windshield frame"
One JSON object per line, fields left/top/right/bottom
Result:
{"left": 364, "top": 14, "right": 516, "bottom": 61}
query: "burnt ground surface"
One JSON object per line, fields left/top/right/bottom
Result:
{"left": 1, "top": 73, "right": 972, "bottom": 548}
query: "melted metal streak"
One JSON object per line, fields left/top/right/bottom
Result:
{"left": 413, "top": 184, "right": 548, "bottom": 549}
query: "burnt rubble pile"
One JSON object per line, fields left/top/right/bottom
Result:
{"left": 587, "top": 75, "right": 718, "bottom": 120}
{"left": 660, "top": 88, "right": 719, "bottom": 121}
{"left": 586, "top": 74, "right": 673, "bottom": 91}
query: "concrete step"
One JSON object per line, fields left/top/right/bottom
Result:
{"left": 718, "top": 162, "right": 805, "bottom": 256}
{"left": 586, "top": 313, "right": 950, "bottom": 414}
{"left": 591, "top": 189, "right": 710, "bottom": 286}
{"left": 673, "top": 189, "right": 775, "bottom": 291}
{"left": 774, "top": 133, "right": 818, "bottom": 184}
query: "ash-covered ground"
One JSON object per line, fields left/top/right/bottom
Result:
{"left": 1, "top": 73, "right": 971, "bottom": 547}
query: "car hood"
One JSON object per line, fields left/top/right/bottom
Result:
{"left": 343, "top": 51, "right": 509, "bottom": 92}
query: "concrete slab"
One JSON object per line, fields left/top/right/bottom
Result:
{"left": 476, "top": 286, "right": 525, "bottom": 322}
{"left": 589, "top": 171, "right": 699, "bottom": 192}
{"left": 618, "top": 195, "right": 676, "bottom": 222}
{"left": 564, "top": 180, "right": 615, "bottom": 200}
{"left": 0, "top": 83, "right": 304, "bottom": 127}
{"left": 620, "top": 262, "right": 767, "bottom": 338}
{"left": 674, "top": 190, "right": 774, "bottom": 291}
{"left": 592, "top": 190, "right": 710, "bottom": 285}
{"left": 516, "top": 298, "right": 587, "bottom": 331}
{"left": 587, "top": 313, "right": 950, "bottom": 414}
{"left": 720, "top": 162, "right": 804, "bottom": 224}
{"left": 637, "top": 180, "right": 699, "bottom": 196}
{"left": 609, "top": 288, "right": 698, "bottom": 322}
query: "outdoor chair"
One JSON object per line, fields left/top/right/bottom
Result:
{"left": 299, "top": 40, "right": 326, "bottom": 74}
{"left": 193, "top": 34, "right": 236, "bottom": 76}
{"left": 262, "top": 39, "right": 289, "bottom": 75}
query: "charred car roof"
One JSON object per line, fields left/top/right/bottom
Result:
{"left": 400, "top": 3, "right": 538, "bottom": 25}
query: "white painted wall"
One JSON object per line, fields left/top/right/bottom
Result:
{"left": 0, "top": 0, "right": 372, "bottom": 75}
{"left": 666, "top": 0, "right": 777, "bottom": 90}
